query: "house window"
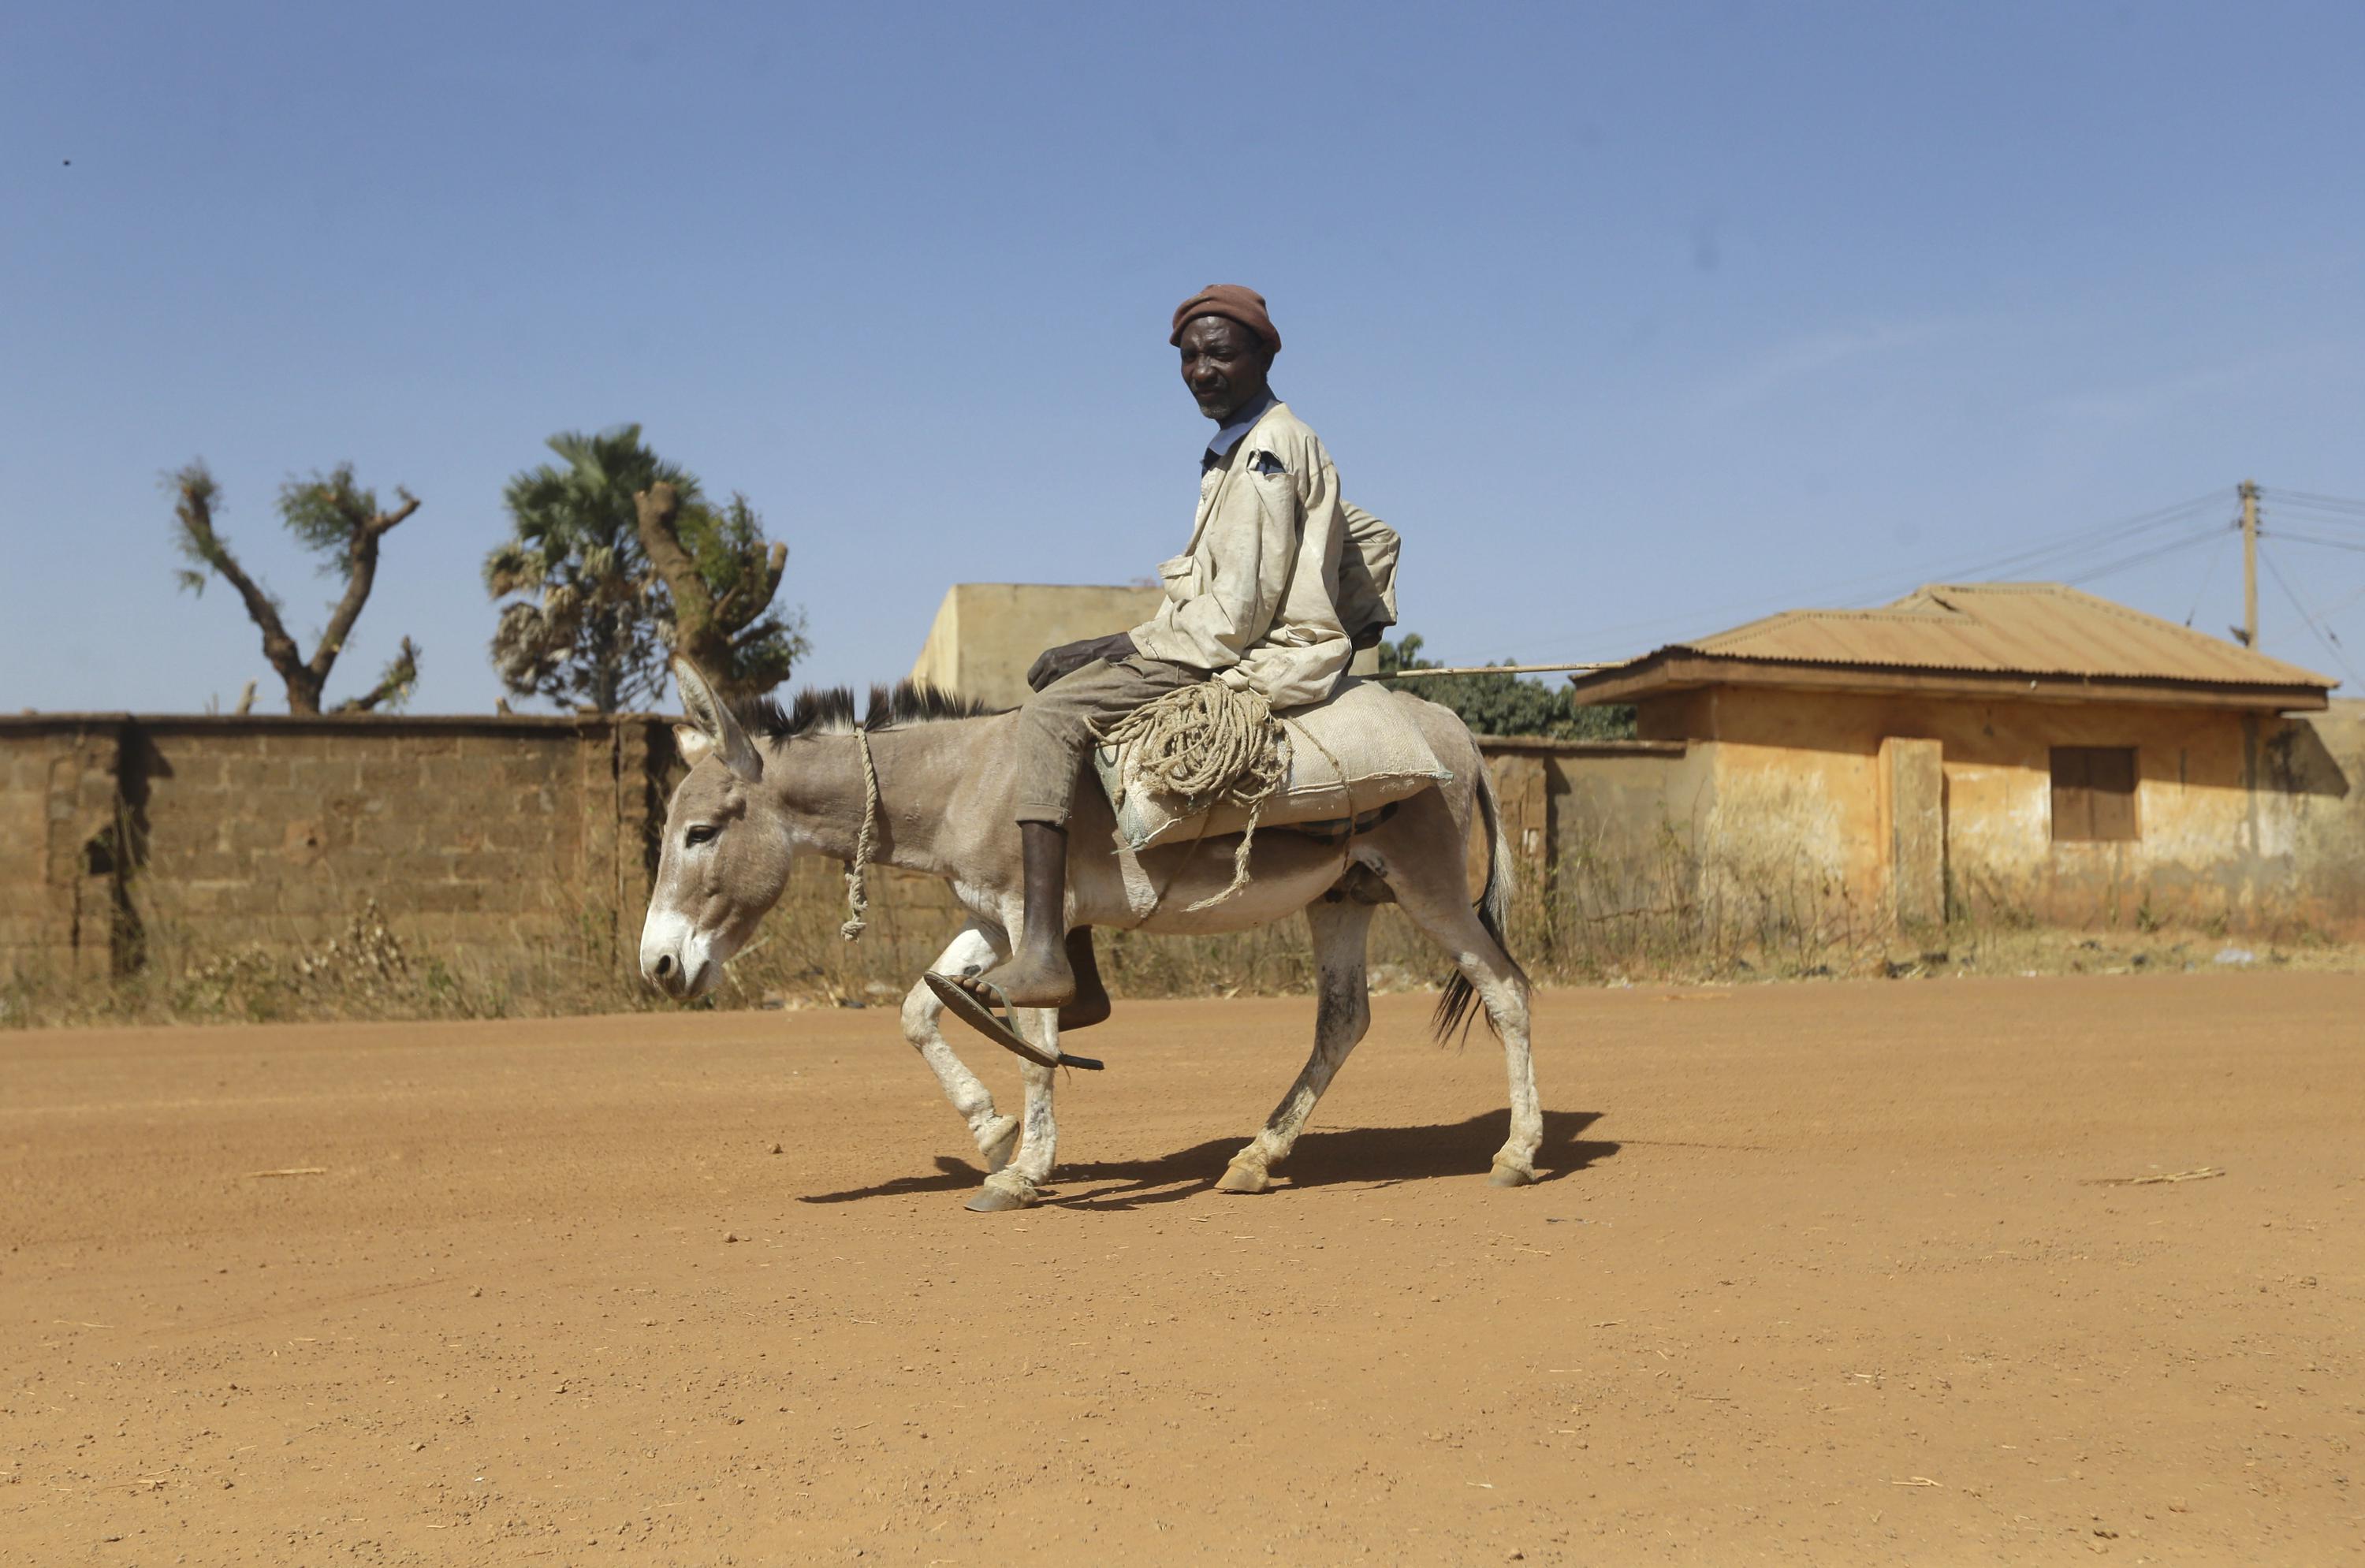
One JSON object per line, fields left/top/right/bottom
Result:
{"left": 2050, "top": 747, "right": 2138, "bottom": 842}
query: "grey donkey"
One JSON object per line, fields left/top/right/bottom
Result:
{"left": 639, "top": 658, "right": 1540, "bottom": 1212}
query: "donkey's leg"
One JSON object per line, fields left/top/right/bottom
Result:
{"left": 968, "top": 1009, "right": 1060, "bottom": 1212}
{"left": 902, "top": 922, "right": 1021, "bottom": 1172}
{"left": 1385, "top": 829, "right": 1542, "bottom": 1187}
{"left": 1215, "top": 899, "right": 1378, "bottom": 1195}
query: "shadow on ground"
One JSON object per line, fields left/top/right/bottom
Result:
{"left": 798, "top": 1109, "right": 1615, "bottom": 1209}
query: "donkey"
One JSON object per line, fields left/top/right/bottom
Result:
{"left": 639, "top": 658, "right": 1540, "bottom": 1211}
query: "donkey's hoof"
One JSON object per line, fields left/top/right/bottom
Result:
{"left": 966, "top": 1171, "right": 1035, "bottom": 1212}
{"left": 977, "top": 1115, "right": 1020, "bottom": 1173}
{"left": 1488, "top": 1160, "right": 1539, "bottom": 1188}
{"left": 1215, "top": 1160, "right": 1272, "bottom": 1195}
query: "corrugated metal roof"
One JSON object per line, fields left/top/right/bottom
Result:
{"left": 1663, "top": 583, "right": 2333, "bottom": 688}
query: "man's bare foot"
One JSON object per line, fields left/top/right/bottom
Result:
{"left": 956, "top": 945, "right": 1076, "bottom": 1010}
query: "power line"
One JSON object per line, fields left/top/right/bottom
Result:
{"left": 2261, "top": 493, "right": 2365, "bottom": 520}
{"left": 2263, "top": 531, "right": 2365, "bottom": 555}
{"left": 2264, "top": 492, "right": 2365, "bottom": 516}
{"left": 2057, "top": 526, "right": 2229, "bottom": 589}
{"left": 2181, "top": 533, "right": 2235, "bottom": 627}
{"left": 1879, "top": 511, "right": 2228, "bottom": 597}
{"left": 2262, "top": 503, "right": 2365, "bottom": 535}
{"left": 2259, "top": 544, "right": 2364, "bottom": 690}
{"left": 2263, "top": 486, "right": 2365, "bottom": 515}
{"left": 1500, "top": 487, "right": 2236, "bottom": 660}
{"left": 1835, "top": 491, "right": 2235, "bottom": 600}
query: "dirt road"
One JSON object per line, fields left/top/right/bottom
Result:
{"left": 4, "top": 974, "right": 2359, "bottom": 1564}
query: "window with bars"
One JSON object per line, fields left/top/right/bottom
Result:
{"left": 2050, "top": 747, "right": 2139, "bottom": 842}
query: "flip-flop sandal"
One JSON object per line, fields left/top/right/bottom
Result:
{"left": 923, "top": 973, "right": 1105, "bottom": 1072}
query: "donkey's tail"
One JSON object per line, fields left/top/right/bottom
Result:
{"left": 1432, "top": 754, "right": 1531, "bottom": 1045}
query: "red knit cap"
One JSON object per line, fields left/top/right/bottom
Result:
{"left": 1169, "top": 284, "right": 1280, "bottom": 353}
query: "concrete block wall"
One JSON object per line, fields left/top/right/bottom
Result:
{"left": 1495, "top": 737, "right": 1704, "bottom": 917}
{"left": 0, "top": 714, "right": 678, "bottom": 982}
{"left": 130, "top": 721, "right": 605, "bottom": 951}
{"left": 0, "top": 721, "right": 128, "bottom": 981}
{"left": 17, "top": 698, "right": 2345, "bottom": 990}
{"left": 0, "top": 712, "right": 978, "bottom": 986}
{"left": 3, "top": 713, "right": 1693, "bottom": 985}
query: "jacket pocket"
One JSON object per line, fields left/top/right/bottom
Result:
{"left": 1156, "top": 553, "right": 1201, "bottom": 603}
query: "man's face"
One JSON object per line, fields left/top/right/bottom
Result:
{"left": 1178, "top": 315, "right": 1273, "bottom": 423}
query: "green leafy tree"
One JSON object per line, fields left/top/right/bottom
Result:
{"left": 484, "top": 426, "right": 806, "bottom": 713}
{"left": 1376, "top": 633, "right": 1636, "bottom": 740}
{"left": 169, "top": 460, "right": 423, "bottom": 715}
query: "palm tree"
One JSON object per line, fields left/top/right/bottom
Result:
{"left": 485, "top": 426, "right": 810, "bottom": 713}
{"left": 484, "top": 426, "right": 691, "bottom": 713}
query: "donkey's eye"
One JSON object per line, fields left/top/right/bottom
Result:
{"left": 683, "top": 825, "right": 720, "bottom": 847}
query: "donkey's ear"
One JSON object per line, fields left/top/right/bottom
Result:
{"left": 672, "top": 724, "right": 717, "bottom": 767}
{"left": 673, "top": 658, "right": 762, "bottom": 781}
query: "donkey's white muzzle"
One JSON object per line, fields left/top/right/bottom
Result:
{"left": 639, "top": 910, "right": 715, "bottom": 1000}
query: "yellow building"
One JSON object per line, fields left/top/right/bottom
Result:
{"left": 1567, "top": 583, "right": 2359, "bottom": 933}
{"left": 908, "top": 582, "right": 1383, "bottom": 710}
{"left": 908, "top": 584, "right": 1164, "bottom": 710}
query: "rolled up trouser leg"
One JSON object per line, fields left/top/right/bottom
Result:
{"left": 1012, "top": 656, "right": 1203, "bottom": 825}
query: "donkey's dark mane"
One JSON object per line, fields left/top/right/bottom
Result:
{"left": 736, "top": 680, "right": 1003, "bottom": 740}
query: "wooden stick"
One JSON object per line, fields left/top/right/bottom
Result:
{"left": 1385, "top": 662, "right": 1617, "bottom": 679}
{"left": 2082, "top": 1166, "right": 2225, "bottom": 1186}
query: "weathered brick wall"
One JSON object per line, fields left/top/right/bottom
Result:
{"left": 0, "top": 721, "right": 128, "bottom": 981}
{"left": 0, "top": 713, "right": 971, "bottom": 988}
{"left": 10, "top": 704, "right": 2352, "bottom": 993}
{"left": 0, "top": 732, "right": 42, "bottom": 972}
{"left": 0, "top": 715, "right": 1686, "bottom": 988}
{"left": 134, "top": 718, "right": 625, "bottom": 950}
{"left": 0, "top": 714, "right": 683, "bottom": 982}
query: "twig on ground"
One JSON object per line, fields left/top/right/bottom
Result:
{"left": 2083, "top": 1166, "right": 2225, "bottom": 1186}
{"left": 248, "top": 1167, "right": 329, "bottom": 1178}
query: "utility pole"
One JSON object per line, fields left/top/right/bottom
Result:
{"left": 2238, "top": 479, "right": 2260, "bottom": 648}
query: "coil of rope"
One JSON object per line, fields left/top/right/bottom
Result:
{"left": 1093, "top": 680, "right": 1288, "bottom": 911}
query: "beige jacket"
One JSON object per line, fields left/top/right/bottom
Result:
{"left": 1126, "top": 400, "right": 1353, "bottom": 712}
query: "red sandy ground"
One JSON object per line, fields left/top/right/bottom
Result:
{"left": 3, "top": 974, "right": 2359, "bottom": 1566}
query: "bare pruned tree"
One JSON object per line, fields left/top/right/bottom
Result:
{"left": 170, "top": 460, "right": 423, "bottom": 716}
{"left": 484, "top": 426, "right": 805, "bottom": 712}
{"left": 635, "top": 482, "right": 800, "bottom": 699}
{"left": 335, "top": 635, "right": 420, "bottom": 713}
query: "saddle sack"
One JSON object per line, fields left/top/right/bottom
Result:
{"left": 1093, "top": 677, "right": 1451, "bottom": 851}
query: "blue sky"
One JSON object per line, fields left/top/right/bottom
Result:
{"left": 7, "top": 1, "right": 2363, "bottom": 713}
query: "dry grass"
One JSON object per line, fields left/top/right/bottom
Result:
{"left": 7, "top": 837, "right": 2359, "bottom": 1030}
{"left": 1, "top": 896, "right": 649, "bottom": 1029}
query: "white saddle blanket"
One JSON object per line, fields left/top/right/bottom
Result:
{"left": 1093, "top": 677, "right": 1451, "bottom": 851}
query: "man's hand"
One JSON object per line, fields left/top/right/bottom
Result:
{"left": 1026, "top": 632, "right": 1137, "bottom": 693}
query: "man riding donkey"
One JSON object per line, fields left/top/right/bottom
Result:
{"left": 638, "top": 285, "right": 1540, "bottom": 1198}
{"left": 936, "top": 283, "right": 1397, "bottom": 1052}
